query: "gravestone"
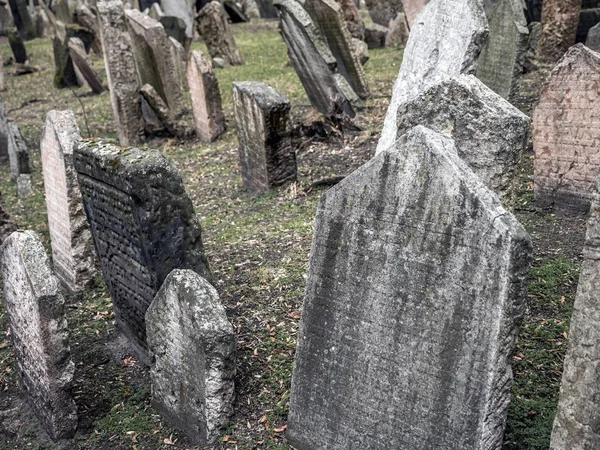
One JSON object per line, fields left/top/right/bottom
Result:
{"left": 8, "top": 27, "right": 27, "bottom": 63}
{"left": 0, "top": 102, "right": 8, "bottom": 160}
{"left": 587, "top": 22, "right": 600, "bottom": 51}
{"left": 74, "top": 141, "right": 211, "bottom": 360}
{"left": 243, "top": 0, "right": 261, "bottom": 19}
{"left": 74, "top": 4, "right": 102, "bottom": 54}
{"left": 162, "top": 0, "right": 194, "bottom": 38}
{"left": 147, "top": 269, "right": 235, "bottom": 445}
{"left": 402, "top": 0, "right": 429, "bottom": 27}
{"left": 533, "top": 44, "right": 600, "bottom": 213}
{"left": 98, "top": 0, "right": 144, "bottom": 146}
{"left": 233, "top": 82, "right": 296, "bottom": 193}
{"left": 396, "top": 75, "right": 530, "bottom": 207}
{"left": 376, "top": 0, "right": 488, "bottom": 153}
{"left": 0, "top": 231, "right": 78, "bottom": 440}
{"left": 159, "top": 15, "right": 187, "bottom": 47}
{"left": 537, "top": 0, "right": 581, "bottom": 62}
{"left": 256, "top": 0, "right": 278, "bottom": 18}
{"left": 353, "top": 37, "right": 369, "bottom": 64}
{"left": 0, "top": 54, "right": 3, "bottom": 91}
{"left": 187, "top": 50, "right": 227, "bottom": 142}
{"left": 7, "top": 121, "right": 30, "bottom": 182}
{"left": 476, "top": 0, "right": 528, "bottom": 100}
{"left": 8, "top": 0, "right": 34, "bottom": 40}
{"left": 335, "top": 0, "right": 364, "bottom": 40}
{"left": 140, "top": 84, "right": 184, "bottom": 136}
{"left": 223, "top": 0, "right": 249, "bottom": 22}
{"left": 275, "top": 0, "right": 355, "bottom": 118}
{"left": 385, "top": 11, "right": 409, "bottom": 48}
{"left": 364, "top": 0, "right": 402, "bottom": 26}
{"left": 41, "top": 110, "right": 97, "bottom": 292}
{"left": 16, "top": 173, "right": 33, "bottom": 198}
{"left": 0, "top": 191, "right": 17, "bottom": 243}
{"left": 52, "top": 23, "right": 82, "bottom": 89}
{"left": 576, "top": 7, "right": 600, "bottom": 44}
{"left": 364, "top": 22, "right": 387, "bottom": 49}
{"left": 287, "top": 125, "right": 532, "bottom": 450}
{"left": 196, "top": 1, "right": 244, "bottom": 66}
{"left": 68, "top": 37, "right": 105, "bottom": 94}
{"left": 0, "top": 2, "right": 13, "bottom": 36}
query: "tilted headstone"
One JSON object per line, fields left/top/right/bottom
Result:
{"left": 196, "top": 1, "right": 244, "bottom": 66}
{"left": 376, "top": 0, "right": 488, "bottom": 153}
{"left": 52, "top": 22, "right": 82, "bottom": 89}
{"left": 537, "top": 0, "right": 581, "bottom": 62}
{"left": 98, "top": 0, "right": 144, "bottom": 146}
{"left": 7, "top": 27, "right": 27, "bottom": 64}
{"left": 147, "top": 269, "right": 235, "bottom": 445}
{"left": 8, "top": 0, "right": 34, "bottom": 40}
{"left": 476, "top": 0, "right": 528, "bottom": 100}
{"left": 41, "top": 110, "right": 97, "bottom": 292}
{"left": 334, "top": 0, "right": 364, "bottom": 40}
{"left": 304, "top": 0, "right": 370, "bottom": 99}
{"left": 187, "top": 50, "right": 227, "bottom": 142}
{"left": 74, "top": 4, "right": 102, "bottom": 54}
{"left": 0, "top": 190, "right": 17, "bottom": 243}
{"left": 287, "top": 125, "right": 532, "bottom": 450}
{"left": 385, "top": 11, "right": 409, "bottom": 48}
{"left": 587, "top": 22, "right": 600, "bottom": 52}
{"left": 74, "top": 141, "right": 211, "bottom": 360}
{"left": 161, "top": 0, "right": 194, "bottom": 38}
{"left": 364, "top": 22, "right": 387, "bottom": 49}
{"left": 533, "top": 44, "right": 600, "bottom": 213}
{"left": 396, "top": 75, "right": 530, "bottom": 207}
{"left": 223, "top": 0, "right": 249, "bottom": 23}
{"left": 0, "top": 231, "right": 78, "bottom": 440}
{"left": 402, "top": 0, "right": 429, "bottom": 28}
{"left": 275, "top": 0, "right": 356, "bottom": 118}
{"left": 68, "top": 37, "right": 105, "bottom": 94}
{"left": 364, "top": 0, "right": 402, "bottom": 26}
{"left": 576, "top": 6, "right": 600, "bottom": 44}
{"left": 140, "top": 83, "right": 184, "bottom": 136}
{"left": 7, "top": 120, "right": 30, "bottom": 182}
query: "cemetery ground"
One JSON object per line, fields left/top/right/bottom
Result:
{"left": 0, "top": 19, "right": 586, "bottom": 450}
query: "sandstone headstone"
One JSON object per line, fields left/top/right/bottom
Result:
{"left": 335, "top": 0, "right": 364, "bottom": 40}
{"left": 364, "top": 0, "right": 402, "bottom": 26}
{"left": 187, "top": 50, "right": 226, "bottom": 142}
{"left": 74, "top": 141, "right": 211, "bottom": 360}
{"left": 162, "top": 0, "right": 194, "bottom": 38}
{"left": 196, "top": 1, "right": 244, "bottom": 66}
{"left": 537, "top": 0, "right": 581, "bottom": 62}
{"left": 147, "top": 269, "right": 235, "bottom": 445}
{"left": 98, "top": 0, "right": 144, "bottom": 146}
{"left": 68, "top": 37, "right": 105, "bottom": 94}
{"left": 233, "top": 81, "right": 296, "bottom": 193}
{"left": 8, "top": 27, "right": 27, "bottom": 63}
{"left": 587, "top": 22, "right": 600, "bottom": 51}
{"left": 376, "top": 0, "right": 488, "bottom": 153}
{"left": 41, "top": 110, "right": 97, "bottom": 292}
{"left": 275, "top": 0, "right": 355, "bottom": 118}
{"left": 16, "top": 173, "right": 33, "bottom": 198}
{"left": 0, "top": 231, "right": 78, "bottom": 440}
{"left": 8, "top": 0, "right": 34, "bottom": 40}
{"left": 7, "top": 121, "right": 30, "bottom": 182}
{"left": 402, "top": 0, "right": 429, "bottom": 27}
{"left": 533, "top": 44, "right": 600, "bottom": 213}
{"left": 476, "top": 0, "right": 528, "bottom": 100}
{"left": 287, "top": 125, "right": 532, "bottom": 450}
{"left": 396, "top": 75, "right": 530, "bottom": 207}
{"left": 364, "top": 22, "right": 387, "bottom": 49}
{"left": 385, "top": 11, "right": 409, "bottom": 48}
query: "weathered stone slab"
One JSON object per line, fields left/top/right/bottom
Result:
{"left": 41, "top": 110, "right": 97, "bottom": 293}
{"left": 396, "top": 75, "right": 530, "bottom": 207}
{"left": 52, "top": 23, "right": 82, "bottom": 89}
{"left": 402, "top": 0, "right": 429, "bottom": 28}
{"left": 304, "top": 0, "right": 370, "bottom": 99}
{"left": 533, "top": 44, "right": 600, "bottom": 213}
{"left": 537, "top": 0, "right": 581, "bottom": 62}
{"left": 587, "top": 22, "right": 600, "bottom": 51}
{"left": 353, "top": 37, "right": 369, "bottom": 64}
{"left": 0, "top": 53, "right": 3, "bottom": 92}
{"left": 7, "top": 120, "right": 30, "bottom": 182}
{"left": 0, "top": 231, "right": 78, "bottom": 440}
{"left": 376, "top": 0, "right": 488, "bottom": 153}
{"left": 68, "top": 37, "right": 105, "bottom": 94}
{"left": 147, "top": 269, "right": 235, "bottom": 445}
{"left": 0, "top": 190, "right": 17, "bottom": 243}
{"left": 0, "top": 102, "right": 8, "bottom": 160}
{"left": 74, "top": 141, "right": 211, "bottom": 360}
{"left": 0, "top": 3, "right": 14, "bottom": 36}
{"left": 74, "top": 4, "right": 102, "bottom": 54}
{"left": 334, "top": 0, "right": 364, "bottom": 40}
{"left": 223, "top": 0, "right": 249, "bottom": 23}
{"left": 8, "top": 0, "right": 34, "bottom": 40}
{"left": 476, "top": 0, "right": 528, "bottom": 100}
{"left": 256, "top": 0, "right": 278, "bottom": 18}
{"left": 365, "top": 0, "right": 402, "bottom": 26}
{"left": 364, "top": 22, "right": 387, "bottom": 49}
{"left": 162, "top": 0, "right": 194, "bottom": 37}
{"left": 196, "top": 1, "right": 244, "bottom": 66}
{"left": 577, "top": 7, "right": 600, "bottom": 44}
{"left": 16, "top": 173, "right": 33, "bottom": 198}
{"left": 98, "top": 0, "right": 144, "bottom": 146}
{"left": 242, "top": 0, "right": 261, "bottom": 19}
{"left": 233, "top": 82, "right": 296, "bottom": 193}
{"left": 187, "top": 50, "right": 226, "bottom": 142}
{"left": 275, "top": 0, "right": 355, "bottom": 118}
{"left": 8, "top": 27, "right": 27, "bottom": 64}
{"left": 140, "top": 83, "right": 185, "bottom": 136}
{"left": 385, "top": 11, "right": 409, "bottom": 48}
{"left": 159, "top": 15, "right": 187, "bottom": 47}
{"left": 287, "top": 125, "right": 532, "bottom": 450}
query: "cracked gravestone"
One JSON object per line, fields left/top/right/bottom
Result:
{"left": 196, "top": 1, "right": 244, "bottom": 66}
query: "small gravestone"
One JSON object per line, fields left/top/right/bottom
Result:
{"left": 385, "top": 11, "right": 409, "bottom": 48}
{"left": 159, "top": 15, "right": 187, "bottom": 47}
{"left": 53, "top": 23, "right": 81, "bottom": 89}
{"left": 396, "top": 75, "right": 530, "bottom": 207}
{"left": 7, "top": 121, "right": 30, "bottom": 182}
{"left": 8, "top": 0, "right": 34, "bottom": 40}
{"left": 587, "top": 22, "right": 600, "bottom": 51}
{"left": 364, "top": 0, "right": 402, "bottom": 26}
{"left": 402, "top": 0, "right": 429, "bottom": 27}
{"left": 364, "top": 22, "right": 387, "bottom": 49}
{"left": 147, "top": 269, "right": 235, "bottom": 445}
{"left": 577, "top": 6, "right": 600, "bottom": 44}
{"left": 0, "top": 231, "right": 78, "bottom": 440}
{"left": 275, "top": 0, "right": 355, "bottom": 118}
{"left": 233, "top": 82, "right": 296, "bottom": 193}
{"left": 8, "top": 28, "right": 27, "bottom": 63}
{"left": 74, "top": 141, "right": 211, "bottom": 360}
{"left": 187, "top": 50, "right": 226, "bottom": 142}
{"left": 98, "top": 0, "right": 144, "bottom": 146}
{"left": 68, "top": 37, "right": 105, "bottom": 94}
{"left": 376, "top": 0, "right": 488, "bottom": 153}
{"left": 353, "top": 38, "right": 369, "bottom": 65}
{"left": 476, "top": 0, "right": 528, "bottom": 100}
{"left": 16, "top": 173, "right": 33, "bottom": 198}
{"left": 533, "top": 44, "right": 600, "bottom": 213}
{"left": 287, "top": 126, "right": 532, "bottom": 450}
{"left": 41, "top": 110, "right": 97, "bottom": 292}
{"left": 335, "top": 0, "right": 364, "bottom": 40}
{"left": 537, "top": 0, "right": 581, "bottom": 62}
{"left": 162, "top": 0, "right": 194, "bottom": 38}
{"left": 196, "top": 1, "right": 244, "bottom": 66}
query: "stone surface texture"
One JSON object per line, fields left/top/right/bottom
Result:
{"left": 0, "top": 190, "right": 17, "bottom": 243}
{"left": 402, "top": 0, "right": 429, "bottom": 27}
{"left": 7, "top": 120, "right": 30, "bottom": 182}
{"left": 0, "top": 231, "right": 77, "bottom": 440}
{"left": 68, "top": 37, "right": 105, "bottom": 94}
{"left": 187, "top": 50, "right": 227, "bottom": 142}
{"left": 537, "top": 0, "right": 581, "bottom": 62}
{"left": 74, "top": 141, "right": 211, "bottom": 361}
{"left": 74, "top": 3, "right": 102, "bottom": 54}
{"left": 533, "top": 44, "right": 600, "bottom": 213}
{"left": 364, "top": 0, "right": 402, "bottom": 26}
{"left": 147, "top": 269, "right": 235, "bottom": 445}
{"left": 196, "top": 1, "right": 244, "bottom": 66}
{"left": 334, "top": 0, "right": 364, "bottom": 40}
{"left": 287, "top": 126, "right": 532, "bottom": 450}
{"left": 587, "top": 22, "right": 600, "bottom": 52}
{"left": 376, "top": 0, "right": 488, "bottom": 153}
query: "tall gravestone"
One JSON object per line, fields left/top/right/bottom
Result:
{"left": 402, "top": 0, "right": 429, "bottom": 27}
{"left": 98, "top": 0, "right": 144, "bottom": 146}
{"left": 196, "top": 1, "right": 244, "bottom": 66}
{"left": 533, "top": 44, "right": 600, "bottom": 213}
{"left": 41, "top": 110, "right": 97, "bottom": 292}
{"left": 146, "top": 269, "right": 236, "bottom": 445}
{"left": 287, "top": 126, "right": 532, "bottom": 450}
{"left": 8, "top": 27, "right": 27, "bottom": 63}
{"left": 0, "top": 231, "right": 78, "bottom": 440}
{"left": 537, "top": 0, "right": 581, "bottom": 62}
{"left": 74, "top": 140, "right": 211, "bottom": 361}
{"left": 476, "top": 0, "right": 528, "bottom": 100}
{"left": 376, "top": 0, "right": 488, "bottom": 153}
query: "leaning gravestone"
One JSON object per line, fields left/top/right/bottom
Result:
{"left": 396, "top": 75, "right": 530, "bottom": 208}
{"left": 0, "top": 231, "right": 78, "bottom": 440}
{"left": 8, "top": 0, "right": 35, "bottom": 40}
{"left": 533, "top": 43, "right": 600, "bottom": 213}
{"left": 187, "top": 50, "right": 227, "bottom": 142}
{"left": 68, "top": 37, "right": 105, "bottom": 94}
{"left": 402, "top": 0, "right": 429, "bottom": 27}
{"left": 41, "top": 110, "right": 97, "bottom": 292}
{"left": 196, "top": 1, "right": 244, "bottom": 66}
{"left": 476, "top": 0, "right": 528, "bottom": 100}
{"left": 587, "top": 22, "right": 600, "bottom": 52}
{"left": 147, "top": 269, "right": 236, "bottom": 445}
{"left": 74, "top": 141, "right": 211, "bottom": 360}
{"left": 334, "top": 0, "right": 364, "bottom": 40}
{"left": 162, "top": 0, "right": 194, "bottom": 38}
{"left": 98, "top": 0, "right": 144, "bottom": 146}
{"left": 376, "top": 0, "right": 488, "bottom": 153}
{"left": 7, "top": 120, "right": 30, "bottom": 182}
{"left": 233, "top": 82, "right": 297, "bottom": 193}
{"left": 537, "top": 0, "right": 581, "bottom": 62}
{"left": 75, "top": 4, "right": 102, "bottom": 54}
{"left": 287, "top": 126, "right": 532, "bottom": 450}
{"left": 7, "top": 27, "right": 27, "bottom": 63}
{"left": 385, "top": 11, "right": 409, "bottom": 48}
